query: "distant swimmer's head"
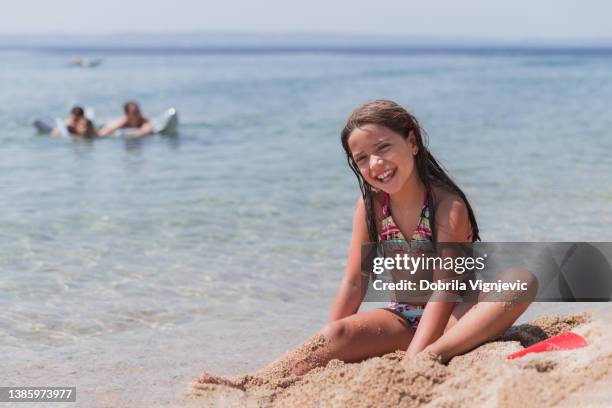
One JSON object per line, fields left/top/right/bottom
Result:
{"left": 71, "top": 106, "right": 85, "bottom": 118}
{"left": 124, "top": 101, "right": 142, "bottom": 116}
{"left": 75, "top": 117, "right": 96, "bottom": 138}
{"left": 123, "top": 101, "right": 146, "bottom": 125}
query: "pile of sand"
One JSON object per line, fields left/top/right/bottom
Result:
{"left": 190, "top": 309, "right": 611, "bottom": 407}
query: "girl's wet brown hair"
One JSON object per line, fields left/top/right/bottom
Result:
{"left": 341, "top": 99, "right": 480, "bottom": 243}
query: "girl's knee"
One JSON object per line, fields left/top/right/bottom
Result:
{"left": 508, "top": 267, "right": 539, "bottom": 300}
{"left": 320, "top": 320, "right": 349, "bottom": 343}
{"left": 498, "top": 266, "right": 536, "bottom": 282}
{"left": 482, "top": 267, "right": 538, "bottom": 303}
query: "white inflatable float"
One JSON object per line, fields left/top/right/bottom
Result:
{"left": 33, "top": 108, "right": 179, "bottom": 137}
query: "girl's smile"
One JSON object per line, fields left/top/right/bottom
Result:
{"left": 374, "top": 168, "right": 397, "bottom": 184}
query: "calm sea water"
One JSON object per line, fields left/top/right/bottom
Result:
{"left": 1, "top": 47, "right": 612, "bottom": 405}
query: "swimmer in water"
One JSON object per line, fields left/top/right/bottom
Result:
{"left": 52, "top": 106, "right": 98, "bottom": 138}
{"left": 99, "top": 101, "right": 154, "bottom": 137}
{"left": 73, "top": 116, "right": 97, "bottom": 138}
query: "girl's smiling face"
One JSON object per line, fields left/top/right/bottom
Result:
{"left": 347, "top": 124, "right": 418, "bottom": 194}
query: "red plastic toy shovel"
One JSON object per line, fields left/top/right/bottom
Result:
{"left": 506, "top": 332, "right": 588, "bottom": 360}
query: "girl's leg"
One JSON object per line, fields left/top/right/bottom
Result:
{"left": 292, "top": 308, "right": 415, "bottom": 375}
{"left": 197, "top": 308, "right": 415, "bottom": 387}
{"left": 427, "top": 268, "right": 538, "bottom": 363}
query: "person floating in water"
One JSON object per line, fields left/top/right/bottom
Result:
{"left": 99, "top": 101, "right": 154, "bottom": 137}
{"left": 51, "top": 106, "right": 98, "bottom": 138}
{"left": 68, "top": 57, "right": 103, "bottom": 68}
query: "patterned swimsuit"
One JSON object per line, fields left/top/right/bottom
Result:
{"left": 379, "top": 191, "right": 432, "bottom": 330}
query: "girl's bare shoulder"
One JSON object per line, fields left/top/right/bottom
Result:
{"left": 430, "top": 184, "right": 471, "bottom": 241}
{"left": 431, "top": 183, "right": 466, "bottom": 208}
{"left": 431, "top": 184, "right": 469, "bottom": 222}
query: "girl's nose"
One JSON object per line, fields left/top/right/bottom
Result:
{"left": 369, "top": 154, "right": 384, "bottom": 170}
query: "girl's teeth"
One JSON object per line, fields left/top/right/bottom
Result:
{"left": 377, "top": 169, "right": 394, "bottom": 182}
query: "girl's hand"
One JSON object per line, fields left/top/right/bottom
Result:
{"left": 401, "top": 347, "right": 441, "bottom": 366}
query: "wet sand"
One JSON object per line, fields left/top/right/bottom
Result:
{"left": 190, "top": 306, "right": 612, "bottom": 407}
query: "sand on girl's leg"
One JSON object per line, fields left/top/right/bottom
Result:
{"left": 253, "top": 333, "right": 329, "bottom": 379}
{"left": 194, "top": 334, "right": 329, "bottom": 391}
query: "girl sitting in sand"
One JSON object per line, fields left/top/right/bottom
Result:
{"left": 198, "top": 99, "right": 537, "bottom": 387}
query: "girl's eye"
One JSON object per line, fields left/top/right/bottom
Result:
{"left": 355, "top": 156, "right": 366, "bottom": 164}
{"left": 378, "top": 144, "right": 390, "bottom": 151}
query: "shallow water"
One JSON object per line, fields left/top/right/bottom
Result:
{"left": 1, "top": 47, "right": 612, "bottom": 405}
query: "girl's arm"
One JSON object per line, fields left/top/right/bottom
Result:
{"left": 404, "top": 195, "right": 472, "bottom": 358}
{"left": 327, "top": 198, "right": 370, "bottom": 322}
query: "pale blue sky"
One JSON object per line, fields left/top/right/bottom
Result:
{"left": 1, "top": 0, "right": 611, "bottom": 40}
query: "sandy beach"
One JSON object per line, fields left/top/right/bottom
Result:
{"left": 190, "top": 304, "right": 612, "bottom": 407}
